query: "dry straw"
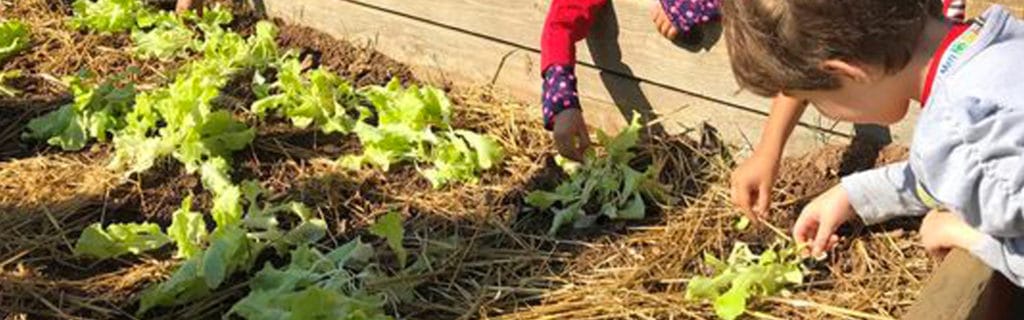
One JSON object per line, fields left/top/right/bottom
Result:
{"left": 0, "top": 1, "right": 932, "bottom": 319}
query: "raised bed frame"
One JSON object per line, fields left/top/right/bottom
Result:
{"left": 255, "top": 1, "right": 1024, "bottom": 319}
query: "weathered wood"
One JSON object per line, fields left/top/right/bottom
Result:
{"left": 904, "top": 249, "right": 1019, "bottom": 320}
{"left": 261, "top": 0, "right": 857, "bottom": 153}
{"left": 334, "top": 0, "right": 927, "bottom": 146}
{"left": 968, "top": 0, "right": 1024, "bottom": 18}
{"left": 339, "top": 0, "right": 763, "bottom": 108}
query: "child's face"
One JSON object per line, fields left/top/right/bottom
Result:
{"left": 788, "top": 61, "right": 913, "bottom": 125}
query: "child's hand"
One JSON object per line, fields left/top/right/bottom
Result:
{"left": 920, "top": 210, "right": 984, "bottom": 259}
{"left": 552, "top": 108, "right": 591, "bottom": 162}
{"left": 176, "top": 0, "right": 204, "bottom": 14}
{"left": 731, "top": 150, "right": 780, "bottom": 221}
{"left": 649, "top": 3, "right": 679, "bottom": 40}
{"left": 793, "top": 185, "right": 856, "bottom": 258}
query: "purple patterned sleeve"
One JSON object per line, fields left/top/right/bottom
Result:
{"left": 659, "top": 0, "right": 721, "bottom": 34}
{"left": 541, "top": 64, "right": 580, "bottom": 130}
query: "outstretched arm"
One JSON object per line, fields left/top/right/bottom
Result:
{"left": 731, "top": 95, "right": 806, "bottom": 219}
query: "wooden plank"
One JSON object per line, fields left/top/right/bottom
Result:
{"left": 904, "top": 249, "right": 1019, "bottom": 320}
{"left": 336, "top": 0, "right": 919, "bottom": 147}
{"left": 270, "top": 0, "right": 929, "bottom": 151}
{"left": 260, "top": 0, "right": 848, "bottom": 154}
{"left": 341, "top": 0, "right": 795, "bottom": 124}
{"left": 968, "top": 0, "right": 1024, "bottom": 18}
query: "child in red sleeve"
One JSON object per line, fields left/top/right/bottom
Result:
{"left": 541, "top": 0, "right": 731, "bottom": 161}
{"left": 538, "top": 0, "right": 810, "bottom": 224}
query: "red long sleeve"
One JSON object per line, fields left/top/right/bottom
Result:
{"left": 540, "top": 0, "right": 608, "bottom": 76}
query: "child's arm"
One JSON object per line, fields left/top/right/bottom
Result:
{"left": 540, "top": 0, "right": 607, "bottom": 160}
{"left": 920, "top": 210, "right": 1024, "bottom": 286}
{"left": 794, "top": 163, "right": 932, "bottom": 257}
{"left": 731, "top": 95, "right": 806, "bottom": 220}
{"left": 540, "top": 0, "right": 721, "bottom": 161}
{"left": 966, "top": 235, "right": 1024, "bottom": 286}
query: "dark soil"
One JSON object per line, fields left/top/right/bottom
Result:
{"left": 275, "top": 22, "right": 416, "bottom": 87}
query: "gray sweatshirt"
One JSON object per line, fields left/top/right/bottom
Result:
{"left": 841, "top": 6, "right": 1024, "bottom": 286}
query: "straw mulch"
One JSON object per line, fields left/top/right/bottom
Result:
{"left": 0, "top": 1, "right": 934, "bottom": 319}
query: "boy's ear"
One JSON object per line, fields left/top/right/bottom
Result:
{"left": 820, "top": 60, "right": 870, "bottom": 83}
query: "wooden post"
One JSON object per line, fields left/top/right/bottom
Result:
{"left": 904, "top": 249, "right": 1021, "bottom": 320}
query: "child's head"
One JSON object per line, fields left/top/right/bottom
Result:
{"left": 723, "top": 0, "right": 943, "bottom": 124}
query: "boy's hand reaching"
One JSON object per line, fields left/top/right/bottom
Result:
{"left": 793, "top": 185, "right": 856, "bottom": 258}
{"left": 731, "top": 150, "right": 780, "bottom": 221}
{"left": 920, "top": 210, "right": 984, "bottom": 259}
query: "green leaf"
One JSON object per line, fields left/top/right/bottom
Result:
{"left": 456, "top": 130, "right": 504, "bottom": 170}
{"left": 325, "top": 238, "right": 375, "bottom": 267}
{"left": 714, "top": 286, "right": 749, "bottom": 320}
{"left": 686, "top": 240, "right": 808, "bottom": 319}
{"left": 0, "top": 19, "right": 31, "bottom": 62}
{"left": 548, "top": 203, "right": 582, "bottom": 235}
{"left": 783, "top": 265, "right": 804, "bottom": 284}
{"left": 369, "top": 211, "right": 407, "bottom": 267}
{"left": 282, "top": 219, "right": 328, "bottom": 248}
{"left": 344, "top": 80, "right": 501, "bottom": 187}
{"left": 24, "top": 104, "right": 86, "bottom": 150}
{"left": 73, "top": 222, "right": 171, "bottom": 259}
{"left": 168, "top": 195, "right": 208, "bottom": 259}
{"left": 703, "top": 251, "right": 728, "bottom": 273}
{"left": 247, "top": 21, "right": 279, "bottom": 68}
{"left": 24, "top": 75, "right": 135, "bottom": 150}
{"left": 524, "top": 191, "right": 570, "bottom": 210}
{"left": 600, "top": 114, "right": 642, "bottom": 160}
{"left": 735, "top": 216, "right": 751, "bottom": 231}
{"left": 527, "top": 113, "right": 666, "bottom": 235}
{"left": 228, "top": 242, "right": 393, "bottom": 320}
{"left": 618, "top": 194, "right": 646, "bottom": 220}
{"left": 131, "top": 11, "right": 194, "bottom": 60}
{"left": 199, "top": 111, "right": 255, "bottom": 158}
{"left": 0, "top": 69, "right": 21, "bottom": 97}
{"left": 138, "top": 257, "right": 210, "bottom": 315}
{"left": 70, "top": 0, "right": 145, "bottom": 34}
{"left": 685, "top": 276, "right": 717, "bottom": 300}
{"left": 202, "top": 226, "right": 246, "bottom": 288}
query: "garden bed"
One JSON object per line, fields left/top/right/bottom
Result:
{"left": 0, "top": 1, "right": 933, "bottom": 319}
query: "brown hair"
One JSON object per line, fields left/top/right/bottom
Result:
{"left": 722, "top": 0, "right": 942, "bottom": 97}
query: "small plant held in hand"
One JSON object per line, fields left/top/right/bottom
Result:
{"left": 685, "top": 240, "right": 808, "bottom": 320}
{"left": 525, "top": 115, "right": 675, "bottom": 235}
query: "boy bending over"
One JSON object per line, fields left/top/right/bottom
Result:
{"left": 723, "top": 0, "right": 1024, "bottom": 285}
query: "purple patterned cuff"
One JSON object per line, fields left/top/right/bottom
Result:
{"left": 541, "top": 64, "right": 580, "bottom": 131}
{"left": 659, "top": 0, "right": 721, "bottom": 34}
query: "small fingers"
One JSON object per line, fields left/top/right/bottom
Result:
{"left": 733, "top": 186, "right": 754, "bottom": 220}
{"left": 574, "top": 123, "right": 592, "bottom": 157}
{"left": 826, "top": 234, "right": 840, "bottom": 251}
{"left": 553, "top": 130, "right": 581, "bottom": 162}
{"left": 792, "top": 211, "right": 816, "bottom": 249}
{"left": 755, "top": 182, "right": 772, "bottom": 219}
{"left": 666, "top": 26, "right": 679, "bottom": 40}
{"left": 812, "top": 218, "right": 836, "bottom": 258}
